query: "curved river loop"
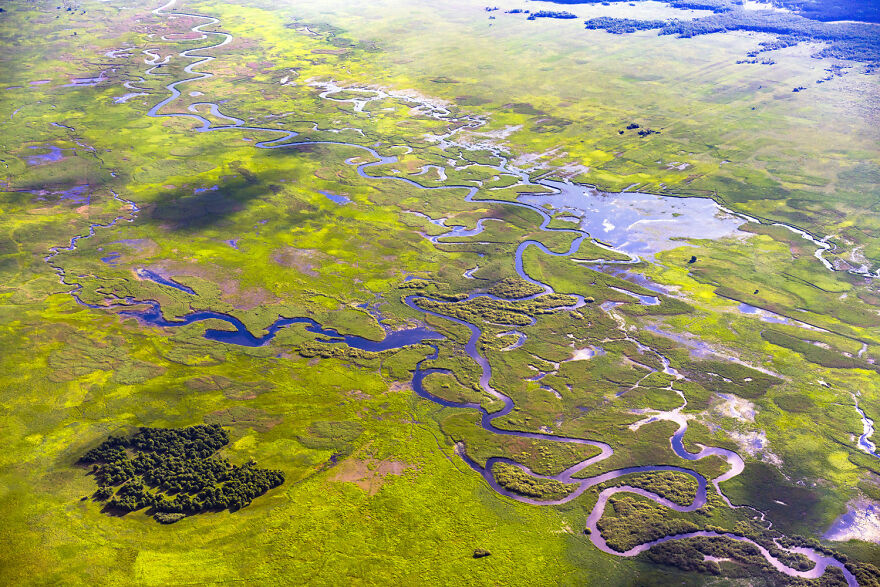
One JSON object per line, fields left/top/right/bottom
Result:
{"left": 43, "top": 0, "right": 864, "bottom": 583}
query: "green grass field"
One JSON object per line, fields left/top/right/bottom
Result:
{"left": 1, "top": 0, "right": 880, "bottom": 584}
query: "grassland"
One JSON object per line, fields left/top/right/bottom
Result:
{"left": 1, "top": 0, "right": 880, "bottom": 584}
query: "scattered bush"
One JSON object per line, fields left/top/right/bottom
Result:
{"left": 601, "top": 471, "right": 699, "bottom": 506}
{"left": 487, "top": 277, "right": 544, "bottom": 299}
{"left": 597, "top": 495, "right": 699, "bottom": 552}
{"left": 154, "top": 512, "right": 185, "bottom": 524}
{"left": 492, "top": 462, "right": 576, "bottom": 500}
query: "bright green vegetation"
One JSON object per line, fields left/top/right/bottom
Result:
{"left": 486, "top": 277, "right": 546, "bottom": 299}
{"left": 599, "top": 496, "right": 880, "bottom": 585}
{"left": 416, "top": 293, "right": 579, "bottom": 326}
{"left": 596, "top": 494, "right": 701, "bottom": 552}
{"left": 762, "top": 329, "right": 879, "bottom": 372}
{"left": 441, "top": 413, "right": 603, "bottom": 474}
{"left": 676, "top": 359, "right": 782, "bottom": 399}
{"left": 492, "top": 462, "right": 578, "bottom": 501}
{"left": 599, "top": 470, "right": 699, "bottom": 507}
{"left": 80, "top": 424, "right": 285, "bottom": 519}
{"left": 644, "top": 536, "right": 851, "bottom": 584}
{"left": 1, "top": 0, "right": 879, "bottom": 584}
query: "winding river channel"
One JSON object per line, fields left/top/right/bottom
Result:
{"left": 41, "top": 0, "right": 863, "bottom": 582}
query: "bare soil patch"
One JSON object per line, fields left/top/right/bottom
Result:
{"left": 330, "top": 458, "right": 413, "bottom": 495}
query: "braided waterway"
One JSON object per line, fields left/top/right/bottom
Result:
{"left": 40, "top": 0, "right": 861, "bottom": 582}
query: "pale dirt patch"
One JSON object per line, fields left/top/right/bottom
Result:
{"left": 464, "top": 124, "right": 523, "bottom": 140}
{"left": 825, "top": 497, "right": 880, "bottom": 544}
{"left": 28, "top": 207, "right": 65, "bottom": 215}
{"left": 271, "top": 246, "right": 320, "bottom": 277}
{"left": 551, "top": 520, "right": 575, "bottom": 534}
{"left": 217, "top": 278, "right": 279, "bottom": 310}
{"left": 388, "top": 381, "right": 412, "bottom": 393}
{"left": 114, "top": 238, "right": 159, "bottom": 257}
{"left": 346, "top": 389, "right": 373, "bottom": 400}
{"left": 330, "top": 458, "right": 413, "bottom": 495}
{"left": 148, "top": 261, "right": 224, "bottom": 281}
{"left": 553, "top": 162, "right": 591, "bottom": 179}
{"left": 712, "top": 393, "right": 756, "bottom": 422}
{"left": 145, "top": 261, "right": 279, "bottom": 310}
{"left": 511, "top": 147, "right": 560, "bottom": 169}
{"left": 727, "top": 429, "right": 782, "bottom": 466}
{"left": 568, "top": 346, "right": 597, "bottom": 361}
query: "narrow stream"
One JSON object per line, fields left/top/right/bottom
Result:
{"left": 854, "top": 393, "right": 879, "bottom": 457}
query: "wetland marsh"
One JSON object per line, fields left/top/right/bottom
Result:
{"left": 1, "top": 0, "right": 880, "bottom": 584}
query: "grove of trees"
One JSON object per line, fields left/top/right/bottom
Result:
{"left": 80, "top": 425, "right": 285, "bottom": 522}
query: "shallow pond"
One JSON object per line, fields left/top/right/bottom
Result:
{"left": 519, "top": 183, "right": 746, "bottom": 258}
{"left": 825, "top": 499, "right": 880, "bottom": 544}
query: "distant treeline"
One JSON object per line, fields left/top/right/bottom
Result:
{"left": 543, "top": 0, "right": 880, "bottom": 23}
{"left": 80, "top": 425, "right": 284, "bottom": 522}
{"left": 582, "top": 17, "right": 669, "bottom": 33}
{"left": 773, "top": 0, "right": 880, "bottom": 24}
{"left": 544, "top": 0, "right": 732, "bottom": 12}
{"left": 528, "top": 10, "right": 578, "bottom": 20}
{"left": 500, "top": 8, "right": 578, "bottom": 20}
{"left": 583, "top": 9, "right": 880, "bottom": 63}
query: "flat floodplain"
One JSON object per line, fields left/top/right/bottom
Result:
{"left": 1, "top": 0, "right": 879, "bottom": 585}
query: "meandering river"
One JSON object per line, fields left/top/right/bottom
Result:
{"left": 41, "top": 1, "right": 861, "bottom": 583}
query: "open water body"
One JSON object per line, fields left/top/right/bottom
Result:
{"left": 519, "top": 183, "right": 747, "bottom": 258}
{"left": 119, "top": 296, "right": 442, "bottom": 350}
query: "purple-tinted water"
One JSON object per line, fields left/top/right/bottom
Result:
{"left": 63, "top": 74, "right": 107, "bottom": 87}
{"left": 135, "top": 268, "right": 196, "bottom": 295}
{"left": 318, "top": 190, "right": 350, "bottom": 205}
{"left": 26, "top": 145, "right": 65, "bottom": 166}
{"left": 119, "top": 297, "right": 442, "bottom": 350}
{"left": 101, "top": 252, "right": 121, "bottom": 266}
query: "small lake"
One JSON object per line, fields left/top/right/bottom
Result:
{"left": 519, "top": 183, "right": 746, "bottom": 258}
{"left": 319, "top": 190, "right": 350, "bottom": 205}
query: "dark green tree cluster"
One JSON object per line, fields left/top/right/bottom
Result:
{"left": 548, "top": 0, "right": 733, "bottom": 11}
{"left": 583, "top": 9, "right": 880, "bottom": 63}
{"left": 644, "top": 536, "right": 809, "bottom": 582}
{"left": 643, "top": 534, "right": 862, "bottom": 586}
{"left": 79, "top": 425, "right": 284, "bottom": 522}
{"left": 775, "top": 534, "right": 880, "bottom": 587}
{"left": 772, "top": 0, "right": 880, "bottom": 24}
{"left": 548, "top": 0, "right": 880, "bottom": 23}
{"left": 527, "top": 11, "right": 578, "bottom": 20}
{"left": 584, "top": 17, "right": 667, "bottom": 34}
{"left": 416, "top": 293, "right": 579, "bottom": 328}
